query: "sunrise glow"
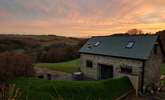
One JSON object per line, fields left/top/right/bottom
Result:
{"left": 0, "top": 0, "right": 165, "bottom": 37}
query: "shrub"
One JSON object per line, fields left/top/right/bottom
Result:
{"left": 36, "top": 43, "right": 80, "bottom": 63}
{"left": 13, "top": 77, "right": 133, "bottom": 100}
{"left": 0, "top": 52, "right": 34, "bottom": 83}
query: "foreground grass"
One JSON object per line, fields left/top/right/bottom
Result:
{"left": 35, "top": 59, "right": 80, "bottom": 73}
{"left": 160, "top": 64, "right": 165, "bottom": 86}
{"left": 13, "top": 77, "right": 133, "bottom": 100}
{"left": 161, "top": 64, "right": 165, "bottom": 75}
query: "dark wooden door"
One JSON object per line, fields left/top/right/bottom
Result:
{"left": 99, "top": 64, "right": 113, "bottom": 79}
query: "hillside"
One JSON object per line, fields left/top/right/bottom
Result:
{"left": 0, "top": 35, "right": 87, "bottom": 63}
{"left": 0, "top": 34, "right": 84, "bottom": 48}
{"left": 0, "top": 32, "right": 165, "bottom": 63}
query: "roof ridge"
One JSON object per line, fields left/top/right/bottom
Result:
{"left": 92, "top": 35, "right": 158, "bottom": 38}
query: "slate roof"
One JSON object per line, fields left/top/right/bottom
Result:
{"left": 79, "top": 35, "right": 159, "bottom": 60}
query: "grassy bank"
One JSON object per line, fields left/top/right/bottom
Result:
{"left": 35, "top": 59, "right": 80, "bottom": 73}
{"left": 160, "top": 64, "right": 165, "bottom": 85}
{"left": 13, "top": 77, "right": 133, "bottom": 100}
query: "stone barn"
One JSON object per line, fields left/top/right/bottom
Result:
{"left": 79, "top": 35, "right": 164, "bottom": 93}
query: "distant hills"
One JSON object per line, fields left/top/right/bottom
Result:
{"left": 0, "top": 34, "right": 84, "bottom": 48}
{"left": 0, "top": 35, "right": 87, "bottom": 63}
{"left": 0, "top": 31, "right": 164, "bottom": 62}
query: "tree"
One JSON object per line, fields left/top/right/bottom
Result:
{"left": 0, "top": 52, "right": 34, "bottom": 83}
{"left": 127, "top": 29, "right": 143, "bottom": 35}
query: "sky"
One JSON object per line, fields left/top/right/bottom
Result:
{"left": 0, "top": 0, "right": 165, "bottom": 37}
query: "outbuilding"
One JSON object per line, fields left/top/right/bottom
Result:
{"left": 79, "top": 35, "right": 164, "bottom": 93}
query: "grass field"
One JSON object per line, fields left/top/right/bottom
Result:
{"left": 35, "top": 60, "right": 165, "bottom": 74}
{"left": 35, "top": 59, "right": 80, "bottom": 73}
{"left": 13, "top": 77, "right": 133, "bottom": 100}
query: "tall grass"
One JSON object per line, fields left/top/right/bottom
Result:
{"left": 0, "top": 84, "right": 21, "bottom": 100}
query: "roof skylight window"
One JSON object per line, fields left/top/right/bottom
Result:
{"left": 126, "top": 41, "right": 135, "bottom": 48}
{"left": 94, "top": 41, "right": 101, "bottom": 47}
{"left": 87, "top": 44, "right": 92, "bottom": 49}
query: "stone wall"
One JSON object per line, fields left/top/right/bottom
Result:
{"left": 143, "top": 43, "right": 163, "bottom": 88}
{"left": 80, "top": 53, "right": 143, "bottom": 91}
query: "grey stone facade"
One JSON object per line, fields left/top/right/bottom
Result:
{"left": 80, "top": 43, "right": 163, "bottom": 92}
{"left": 80, "top": 54, "right": 143, "bottom": 79}
{"left": 80, "top": 53, "right": 143, "bottom": 91}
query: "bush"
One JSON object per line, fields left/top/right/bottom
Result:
{"left": 36, "top": 43, "right": 80, "bottom": 63}
{"left": 0, "top": 52, "right": 34, "bottom": 83}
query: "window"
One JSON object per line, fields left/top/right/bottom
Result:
{"left": 94, "top": 41, "right": 101, "bottom": 47}
{"left": 120, "top": 65, "right": 132, "bottom": 74}
{"left": 87, "top": 45, "right": 92, "bottom": 49}
{"left": 126, "top": 41, "right": 135, "bottom": 48}
{"left": 86, "top": 60, "right": 93, "bottom": 68}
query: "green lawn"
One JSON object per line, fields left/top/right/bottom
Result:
{"left": 161, "top": 64, "right": 165, "bottom": 86}
{"left": 35, "top": 59, "right": 80, "bottom": 73}
{"left": 161, "top": 64, "right": 165, "bottom": 75}
{"left": 35, "top": 60, "right": 165, "bottom": 74}
{"left": 13, "top": 77, "right": 133, "bottom": 100}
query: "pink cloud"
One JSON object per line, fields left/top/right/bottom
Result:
{"left": 0, "top": 0, "right": 165, "bottom": 37}
{"left": 0, "top": 10, "right": 10, "bottom": 17}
